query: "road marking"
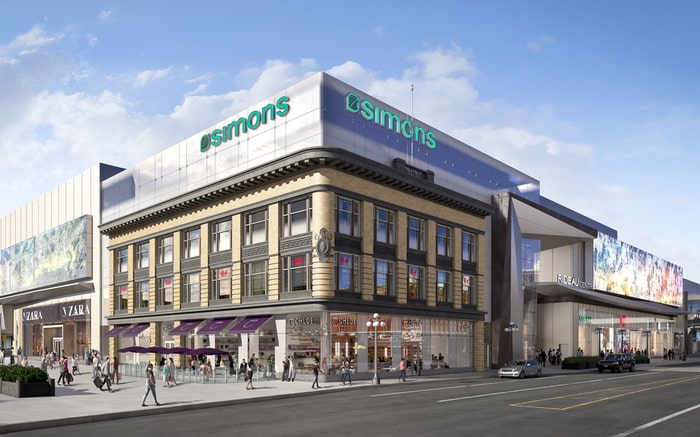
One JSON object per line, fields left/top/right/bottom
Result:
{"left": 611, "top": 402, "right": 700, "bottom": 437}
{"left": 370, "top": 376, "right": 567, "bottom": 398}
{"left": 510, "top": 376, "right": 699, "bottom": 410}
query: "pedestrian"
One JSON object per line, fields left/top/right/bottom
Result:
{"left": 341, "top": 358, "right": 352, "bottom": 385}
{"left": 245, "top": 358, "right": 255, "bottom": 390}
{"left": 113, "top": 356, "right": 120, "bottom": 384}
{"left": 282, "top": 356, "right": 290, "bottom": 381}
{"left": 289, "top": 355, "right": 296, "bottom": 382}
{"left": 311, "top": 358, "right": 323, "bottom": 389}
{"left": 57, "top": 356, "right": 69, "bottom": 385}
{"left": 399, "top": 357, "right": 406, "bottom": 382}
{"left": 163, "top": 358, "right": 172, "bottom": 387}
{"left": 168, "top": 357, "right": 177, "bottom": 386}
{"left": 239, "top": 358, "right": 247, "bottom": 382}
{"left": 100, "top": 356, "right": 113, "bottom": 392}
{"left": 141, "top": 363, "right": 161, "bottom": 407}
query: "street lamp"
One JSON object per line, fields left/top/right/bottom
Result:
{"left": 642, "top": 330, "right": 651, "bottom": 358}
{"left": 595, "top": 327, "right": 604, "bottom": 357}
{"left": 504, "top": 322, "right": 519, "bottom": 364}
{"left": 367, "top": 313, "right": 385, "bottom": 385}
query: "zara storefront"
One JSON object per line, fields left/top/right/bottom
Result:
{"left": 99, "top": 72, "right": 515, "bottom": 377}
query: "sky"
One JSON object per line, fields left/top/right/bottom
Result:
{"left": 1, "top": 1, "right": 700, "bottom": 280}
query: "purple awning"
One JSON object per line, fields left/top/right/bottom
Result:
{"left": 105, "top": 325, "right": 132, "bottom": 338}
{"left": 120, "top": 323, "right": 150, "bottom": 337}
{"left": 227, "top": 315, "right": 273, "bottom": 334}
{"left": 168, "top": 320, "right": 204, "bottom": 336}
{"left": 197, "top": 318, "right": 236, "bottom": 335}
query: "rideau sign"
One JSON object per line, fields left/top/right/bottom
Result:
{"left": 557, "top": 274, "right": 593, "bottom": 290}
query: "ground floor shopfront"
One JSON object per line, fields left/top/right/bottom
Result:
{"left": 536, "top": 300, "right": 683, "bottom": 360}
{"left": 109, "top": 310, "right": 476, "bottom": 379}
{"left": 19, "top": 298, "right": 92, "bottom": 358}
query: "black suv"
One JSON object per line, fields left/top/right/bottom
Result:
{"left": 598, "top": 353, "right": 636, "bottom": 373}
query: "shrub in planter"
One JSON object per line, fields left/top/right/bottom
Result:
{"left": 0, "top": 364, "right": 49, "bottom": 382}
{"left": 633, "top": 354, "right": 650, "bottom": 364}
{"left": 561, "top": 356, "right": 600, "bottom": 369}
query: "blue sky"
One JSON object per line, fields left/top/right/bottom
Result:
{"left": 2, "top": 1, "right": 700, "bottom": 280}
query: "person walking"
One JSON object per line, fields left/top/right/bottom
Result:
{"left": 57, "top": 356, "right": 69, "bottom": 385}
{"left": 288, "top": 356, "right": 296, "bottom": 382}
{"left": 342, "top": 358, "right": 352, "bottom": 386}
{"left": 112, "top": 356, "right": 120, "bottom": 384}
{"left": 311, "top": 358, "right": 323, "bottom": 389}
{"left": 141, "top": 363, "right": 161, "bottom": 407}
{"left": 399, "top": 357, "right": 406, "bottom": 382}
{"left": 100, "top": 356, "right": 113, "bottom": 392}
{"left": 163, "top": 358, "right": 172, "bottom": 387}
{"left": 245, "top": 358, "right": 255, "bottom": 390}
{"left": 168, "top": 357, "right": 177, "bottom": 386}
{"left": 282, "top": 356, "right": 290, "bottom": 382}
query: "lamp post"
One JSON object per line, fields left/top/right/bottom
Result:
{"left": 367, "top": 313, "right": 385, "bottom": 385}
{"left": 642, "top": 330, "right": 651, "bottom": 358}
{"left": 595, "top": 328, "right": 604, "bottom": 357}
{"left": 504, "top": 322, "right": 519, "bottom": 364}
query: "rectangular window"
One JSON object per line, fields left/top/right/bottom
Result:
{"left": 244, "top": 260, "right": 268, "bottom": 296}
{"left": 181, "top": 272, "right": 200, "bottom": 304}
{"left": 462, "top": 274, "right": 474, "bottom": 305}
{"left": 335, "top": 196, "right": 361, "bottom": 237}
{"left": 116, "top": 248, "right": 128, "bottom": 273}
{"left": 115, "top": 284, "right": 128, "bottom": 311}
{"left": 407, "top": 264, "right": 425, "bottom": 300}
{"left": 462, "top": 231, "right": 476, "bottom": 262}
{"left": 436, "top": 224, "right": 452, "bottom": 257}
{"left": 244, "top": 210, "right": 268, "bottom": 245}
{"left": 408, "top": 216, "right": 425, "bottom": 251}
{"left": 157, "top": 277, "right": 174, "bottom": 306}
{"left": 437, "top": 270, "right": 452, "bottom": 303}
{"left": 282, "top": 198, "right": 312, "bottom": 237}
{"left": 374, "top": 259, "right": 395, "bottom": 296}
{"left": 335, "top": 252, "right": 360, "bottom": 293}
{"left": 183, "top": 228, "right": 200, "bottom": 258}
{"left": 136, "top": 280, "right": 149, "bottom": 309}
{"left": 211, "top": 220, "right": 232, "bottom": 252}
{"left": 210, "top": 267, "right": 231, "bottom": 300}
{"left": 136, "top": 242, "right": 149, "bottom": 269}
{"left": 282, "top": 253, "right": 312, "bottom": 292}
{"left": 158, "top": 236, "right": 173, "bottom": 264}
{"left": 375, "top": 207, "right": 395, "bottom": 244}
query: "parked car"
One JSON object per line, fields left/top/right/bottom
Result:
{"left": 498, "top": 359, "right": 542, "bottom": 378}
{"left": 598, "top": 353, "right": 636, "bottom": 373}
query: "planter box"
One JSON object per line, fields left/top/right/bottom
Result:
{"left": 0, "top": 378, "right": 55, "bottom": 397}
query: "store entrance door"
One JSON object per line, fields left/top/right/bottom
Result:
{"left": 53, "top": 337, "right": 63, "bottom": 356}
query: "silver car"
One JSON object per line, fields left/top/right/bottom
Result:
{"left": 497, "top": 359, "right": 542, "bottom": 378}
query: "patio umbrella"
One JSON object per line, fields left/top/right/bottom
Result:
{"left": 191, "top": 347, "right": 228, "bottom": 355}
{"left": 145, "top": 346, "right": 165, "bottom": 353}
{"left": 161, "top": 347, "right": 193, "bottom": 355}
{"left": 118, "top": 346, "right": 148, "bottom": 353}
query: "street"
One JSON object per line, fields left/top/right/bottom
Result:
{"left": 8, "top": 367, "right": 700, "bottom": 436}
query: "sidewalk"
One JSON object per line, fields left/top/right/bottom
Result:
{"left": 1, "top": 355, "right": 698, "bottom": 434}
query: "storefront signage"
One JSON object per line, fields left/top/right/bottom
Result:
{"left": 579, "top": 315, "right": 592, "bottom": 323}
{"left": 200, "top": 95, "right": 291, "bottom": 152}
{"left": 60, "top": 301, "right": 91, "bottom": 320}
{"left": 557, "top": 273, "right": 592, "bottom": 289}
{"left": 402, "top": 319, "right": 422, "bottom": 330}
{"left": 22, "top": 299, "right": 91, "bottom": 324}
{"left": 22, "top": 309, "right": 44, "bottom": 322}
{"left": 331, "top": 316, "right": 357, "bottom": 328}
{"left": 345, "top": 92, "right": 437, "bottom": 149}
{"left": 288, "top": 315, "right": 317, "bottom": 328}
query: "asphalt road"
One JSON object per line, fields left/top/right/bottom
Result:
{"left": 8, "top": 367, "right": 700, "bottom": 437}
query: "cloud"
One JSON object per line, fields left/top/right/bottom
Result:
{"left": 527, "top": 35, "right": 555, "bottom": 53}
{"left": 7, "top": 25, "right": 60, "bottom": 54}
{"left": 99, "top": 9, "right": 115, "bottom": 23}
{"left": 134, "top": 67, "right": 173, "bottom": 87}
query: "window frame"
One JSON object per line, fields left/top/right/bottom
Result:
{"left": 407, "top": 264, "right": 425, "bottom": 300}
{"left": 462, "top": 274, "right": 475, "bottom": 305}
{"left": 335, "top": 196, "right": 361, "bottom": 237}
{"left": 181, "top": 271, "right": 201, "bottom": 304}
{"left": 374, "top": 259, "right": 395, "bottom": 296}
{"left": 115, "top": 284, "right": 128, "bottom": 311}
{"left": 407, "top": 216, "right": 426, "bottom": 251}
{"left": 244, "top": 260, "right": 268, "bottom": 296}
{"left": 244, "top": 209, "right": 268, "bottom": 246}
{"left": 436, "top": 270, "right": 452, "bottom": 303}
{"left": 135, "top": 280, "right": 149, "bottom": 309}
{"left": 462, "top": 231, "right": 476, "bottom": 262}
{"left": 158, "top": 236, "right": 174, "bottom": 264}
{"left": 374, "top": 206, "right": 395, "bottom": 244}
{"left": 211, "top": 220, "right": 232, "bottom": 253}
{"left": 210, "top": 266, "right": 232, "bottom": 301}
{"left": 282, "top": 253, "right": 312, "bottom": 292}
{"left": 116, "top": 247, "right": 128, "bottom": 273}
{"left": 136, "top": 242, "right": 149, "bottom": 269}
{"left": 182, "top": 227, "right": 201, "bottom": 259}
{"left": 282, "top": 197, "right": 312, "bottom": 237}
{"left": 436, "top": 224, "right": 452, "bottom": 257}
{"left": 157, "top": 276, "right": 174, "bottom": 306}
{"left": 335, "top": 252, "right": 361, "bottom": 293}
